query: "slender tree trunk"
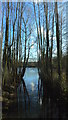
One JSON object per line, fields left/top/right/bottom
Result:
{"left": 66, "top": 46, "right": 68, "bottom": 82}
{"left": 22, "top": 19, "right": 27, "bottom": 66}
{"left": 43, "top": 16, "right": 45, "bottom": 60}
{"left": 66, "top": 2, "right": 68, "bottom": 82}
{"left": 55, "top": 2, "right": 61, "bottom": 77}
{"left": 44, "top": 3, "right": 49, "bottom": 76}
{"left": 4, "top": 4, "right": 9, "bottom": 67}
{"left": 33, "top": 3, "right": 40, "bottom": 73}
{"left": 50, "top": 14, "right": 54, "bottom": 77}
{"left": 61, "top": 11, "right": 62, "bottom": 57}
{"left": 22, "top": 42, "right": 30, "bottom": 78}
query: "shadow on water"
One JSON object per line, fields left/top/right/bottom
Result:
{"left": 2, "top": 68, "right": 68, "bottom": 119}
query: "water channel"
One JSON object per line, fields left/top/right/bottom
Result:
{"left": 4, "top": 68, "right": 67, "bottom": 119}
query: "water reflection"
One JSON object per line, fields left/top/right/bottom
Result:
{"left": 2, "top": 68, "right": 68, "bottom": 119}
{"left": 17, "top": 78, "right": 30, "bottom": 113}
{"left": 31, "top": 82, "right": 34, "bottom": 91}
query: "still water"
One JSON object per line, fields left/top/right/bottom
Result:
{"left": 17, "top": 68, "right": 41, "bottom": 118}
{"left": 6, "top": 68, "right": 67, "bottom": 119}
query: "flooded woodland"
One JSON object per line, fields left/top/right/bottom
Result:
{"left": 0, "top": 1, "right": 68, "bottom": 119}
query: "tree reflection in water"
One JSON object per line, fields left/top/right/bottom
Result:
{"left": 17, "top": 78, "right": 30, "bottom": 115}
{"left": 38, "top": 76, "right": 67, "bottom": 118}
{"left": 2, "top": 68, "right": 68, "bottom": 119}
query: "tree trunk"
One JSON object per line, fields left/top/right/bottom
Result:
{"left": 55, "top": 2, "right": 61, "bottom": 77}
{"left": 50, "top": 14, "right": 54, "bottom": 77}
{"left": 44, "top": 3, "right": 49, "bottom": 76}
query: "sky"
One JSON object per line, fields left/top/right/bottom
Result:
{"left": 0, "top": 2, "right": 67, "bottom": 62}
